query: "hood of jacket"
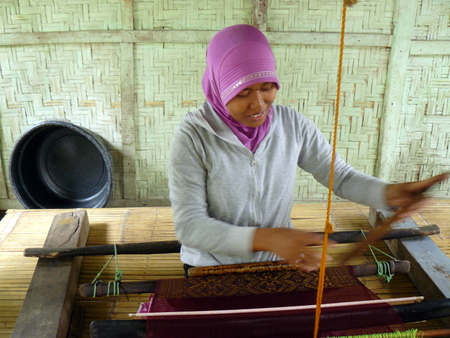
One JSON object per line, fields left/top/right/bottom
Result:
{"left": 185, "top": 101, "right": 248, "bottom": 148}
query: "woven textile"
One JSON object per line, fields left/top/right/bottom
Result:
{"left": 157, "top": 265, "right": 359, "bottom": 299}
{"left": 142, "top": 266, "right": 406, "bottom": 337}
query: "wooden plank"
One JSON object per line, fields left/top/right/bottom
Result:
{"left": 120, "top": 42, "right": 137, "bottom": 201}
{"left": 253, "top": 0, "right": 267, "bottom": 31}
{"left": 0, "top": 30, "right": 391, "bottom": 47}
{"left": 121, "top": 0, "right": 134, "bottom": 31}
{"left": 410, "top": 40, "right": 450, "bottom": 55}
{"left": 119, "top": 0, "right": 136, "bottom": 201}
{"left": 371, "top": 210, "right": 450, "bottom": 328}
{"left": 0, "top": 156, "right": 7, "bottom": 199}
{"left": 0, "top": 198, "right": 22, "bottom": 209}
{"left": 375, "top": 0, "right": 416, "bottom": 181}
{"left": 12, "top": 210, "right": 90, "bottom": 338}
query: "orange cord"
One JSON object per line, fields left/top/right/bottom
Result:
{"left": 313, "top": 2, "right": 348, "bottom": 337}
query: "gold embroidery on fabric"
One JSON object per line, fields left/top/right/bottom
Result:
{"left": 221, "top": 71, "right": 277, "bottom": 100}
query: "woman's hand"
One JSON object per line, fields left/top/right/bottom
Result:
{"left": 252, "top": 228, "right": 335, "bottom": 271}
{"left": 385, "top": 173, "right": 449, "bottom": 218}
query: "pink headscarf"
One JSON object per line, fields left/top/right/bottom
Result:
{"left": 202, "top": 24, "right": 280, "bottom": 152}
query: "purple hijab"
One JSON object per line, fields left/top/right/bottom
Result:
{"left": 202, "top": 24, "right": 281, "bottom": 152}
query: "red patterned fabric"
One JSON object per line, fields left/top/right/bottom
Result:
{"left": 142, "top": 266, "right": 406, "bottom": 337}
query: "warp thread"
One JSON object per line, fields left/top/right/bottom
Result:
{"left": 329, "top": 328, "right": 422, "bottom": 338}
{"left": 91, "top": 243, "right": 122, "bottom": 297}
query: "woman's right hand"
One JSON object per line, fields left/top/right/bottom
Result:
{"left": 252, "top": 228, "right": 335, "bottom": 271}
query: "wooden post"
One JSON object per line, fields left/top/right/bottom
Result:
{"left": 120, "top": 0, "right": 137, "bottom": 202}
{"left": 253, "top": 0, "right": 267, "bottom": 31}
{"left": 12, "top": 210, "right": 90, "bottom": 338}
{"left": 375, "top": 0, "right": 416, "bottom": 181}
{"left": 371, "top": 210, "right": 450, "bottom": 328}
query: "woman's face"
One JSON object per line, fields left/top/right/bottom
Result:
{"left": 225, "top": 82, "right": 278, "bottom": 127}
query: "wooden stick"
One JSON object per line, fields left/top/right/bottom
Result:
{"left": 79, "top": 260, "right": 410, "bottom": 297}
{"left": 24, "top": 225, "right": 439, "bottom": 258}
{"left": 421, "top": 329, "right": 450, "bottom": 337}
{"left": 24, "top": 240, "right": 182, "bottom": 258}
{"left": 188, "top": 259, "right": 410, "bottom": 277}
{"left": 129, "top": 296, "right": 424, "bottom": 317}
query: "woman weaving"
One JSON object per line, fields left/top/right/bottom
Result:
{"left": 168, "top": 24, "right": 448, "bottom": 275}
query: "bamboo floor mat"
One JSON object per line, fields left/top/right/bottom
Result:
{"left": 0, "top": 200, "right": 449, "bottom": 337}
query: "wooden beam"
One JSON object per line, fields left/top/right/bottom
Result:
{"left": 375, "top": 0, "right": 416, "bottom": 181}
{"left": 0, "top": 198, "right": 23, "bottom": 209}
{"left": 0, "top": 156, "right": 7, "bottom": 199}
{"left": 12, "top": 210, "right": 90, "bottom": 338}
{"left": 118, "top": 0, "right": 137, "bottom": 201}
{"left": 23, "top": 225, "right": 439, "bottom": 258}
{"left": 0, "top": 30, "right": 391, "bottom": 47}
{"left": 120, "top": 43, "right": 137, "bottom": 201}
{"left": 410, "top": 40, "right": 450, "bottom": 55}
{"left": 78, "top": 260, "right": 411, "bottom": 297}
{"left": 253, "top": 0, "right": 268, "bottom": 31}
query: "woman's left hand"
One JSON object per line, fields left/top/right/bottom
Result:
{"left": 385, "top": 173, "right": 449, "bottom": 218}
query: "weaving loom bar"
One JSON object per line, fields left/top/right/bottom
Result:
{"left": 188, "top": 259, "right": 410, "bottom": 277}
{"left": 24, "top": 240, "right": 182, "bottom": 258}
{"left": 23, "top": 225, "right": 439, "bottom": 258}
{"left": 129, "top": 296, "right": 424, "bottom": 318}
{"left": 79, "top": 260, "right": 410, "bottom": 297}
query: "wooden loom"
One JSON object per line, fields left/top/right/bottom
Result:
{"left": 10, "top": 206, "right": 450, "bottom": 338}
{"left": 6, "top": 1, "right": 445, "bottom": 336}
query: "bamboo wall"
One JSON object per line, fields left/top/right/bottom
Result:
{"left": 0, "top": 0, "right": 449, "bottom": 210}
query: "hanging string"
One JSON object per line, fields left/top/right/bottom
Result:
{"left": 91, "top": 243, "right": 123, "bottom": 297}
{"left": 361, "top": 230, "right": 398, "bottom": 283}
{"left": 313, "top": 1, "right": 349, "bottom": 337}
{"left": 327, "top": 328, "right": 422, "bottom": 338}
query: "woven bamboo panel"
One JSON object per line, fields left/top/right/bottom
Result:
{"left": 273, "top": 44, "right": 389, "bottom": 201}
{"left": 134, "top": 42, "right": 206, "bottom": 201}
{"left": 392, "top": 54, "right": 450, "bottom": 193}
{"left": 0, "top": 0, "right": 124, "bottom": 33}
{"left": 134, "top": 0, "right": 253, "bottom": 30}
{"left": 268, "top": 0, "right": 394, "bottom": 34}
{"left": 413, "top": 0, "right": 450, "bottom": 40}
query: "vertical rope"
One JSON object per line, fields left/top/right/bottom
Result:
{"left": 313, "top": 2, "right": 348, "bottom": 337}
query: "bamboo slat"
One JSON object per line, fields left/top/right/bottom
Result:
{"left": 0, "top": 201, "right": 449, "bottom": 337}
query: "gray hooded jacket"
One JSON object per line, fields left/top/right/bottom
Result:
{"left": 169, "top": 102, "right": 388, "bottom": 267}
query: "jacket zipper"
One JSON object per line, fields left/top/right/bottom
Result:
{"left": 251, "top": 153, "right": 259, "bottom": 225}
